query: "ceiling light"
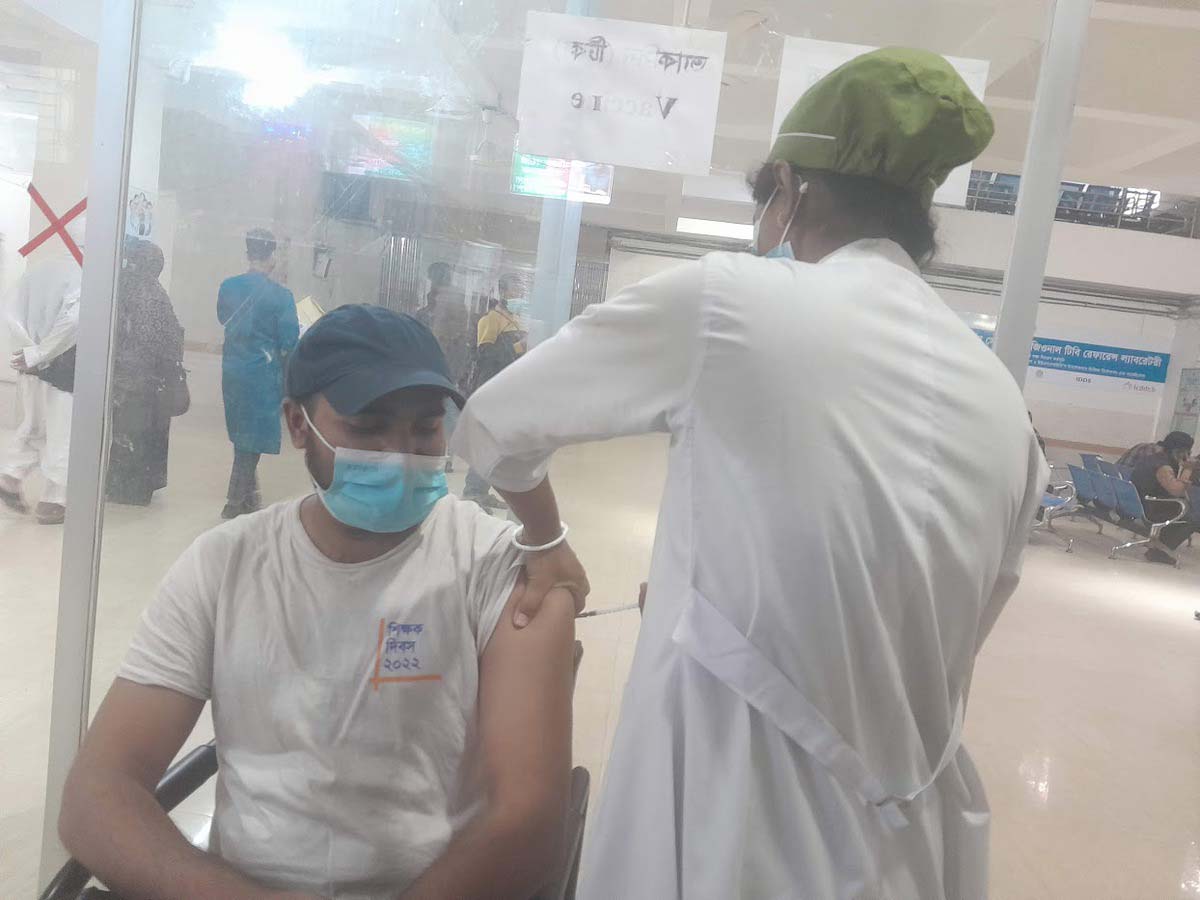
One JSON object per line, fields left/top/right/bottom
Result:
{"left": 676, "top": 217, "right": 752, "bottom": 240}
{"left": 196, "top": 12, "right": 336, "bottom": 111}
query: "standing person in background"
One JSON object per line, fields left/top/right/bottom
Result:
{"left": 496, "top": 271, "right": 530, "bottom": 327}
{"left": 0, "top": 219, "right": 84, "bottom": 525}
{"left": 462, "top": 277, "right": 526, "bottom": 509}
{"left": 217, "top": 228, "right": 299, "bottom": 519}
{"left": 421, "top": 261, "right": 470, "bottom": 392}
{"left": 107, "top": 239, "right": 185, "bottom": 506}
{"left": 419, "top": 261, "right": 469, "bottom": 475}
{"left": 413, "top": 261, "right": 445, "bottom": 329}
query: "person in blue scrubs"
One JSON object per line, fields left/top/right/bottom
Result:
{"left": 217, "top": 228, "right": 299, "bottom": 518}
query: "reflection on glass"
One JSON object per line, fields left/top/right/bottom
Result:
{"left": 1018, "top": 753, "right": 1052, "bottom": 806}
{"left": 1, "top": 3, "right": 97, "bottom": 894}
{"left": 68, "top": 1, "right": 1053, "bottom": 896}
{"left": 1182, "top": 841, "right": 1200, "bottom": 896}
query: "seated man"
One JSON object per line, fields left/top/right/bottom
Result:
{"left": 1129, "top": 430, "right": 1196, "bottom": 565}
{"left": 59, "top": 305, "right": 575, "bottom": 900}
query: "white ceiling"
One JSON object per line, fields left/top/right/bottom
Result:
{"left": 6, "top": 0, "right": 1200, "bottom": 234}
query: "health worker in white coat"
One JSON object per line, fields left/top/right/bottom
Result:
{"left": 1, "top": 216, "right": 83, "bottom": 525}
{"left": 453, "top": 48, "right": 1047, "bottom": 899}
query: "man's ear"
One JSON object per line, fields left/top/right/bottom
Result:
{"left": 283, "top": 398, "right": 308, "bottom": 449}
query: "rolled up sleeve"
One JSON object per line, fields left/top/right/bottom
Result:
{"left": 451, "top": 259, "right": 707, "bottom": 492}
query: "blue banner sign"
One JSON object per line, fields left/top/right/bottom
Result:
{"left": 972, "top": 330, "right": 1169, "bottom": 383}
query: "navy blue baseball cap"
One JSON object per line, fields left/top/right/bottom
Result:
{"left": 286, "top": 304, "right": 464, "bottom": 413}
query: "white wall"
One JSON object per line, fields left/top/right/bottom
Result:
{"left": 937, "top": 207, "right": 1200, "bottom": 295}
{"left": 1159, "top": 318, "right": 1200, "bottom": 438}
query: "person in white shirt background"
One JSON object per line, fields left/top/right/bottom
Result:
{"left": 58, "top": 304, "right": 575, "bottom": 900}
{"left": 1, "top": 214, "right": 84, "bottom": 525}
{"left": 453, "top": 48, "right": 1047, "bottom": 899}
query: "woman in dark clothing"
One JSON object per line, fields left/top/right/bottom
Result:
{"left": 107, "top": 238, "right": 185, "bottom": 506}
{"left": 1130, "top": 430, "right": 1196, "bottom": 564}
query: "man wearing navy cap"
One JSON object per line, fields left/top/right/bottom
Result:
{"left": 59, "top": 305, "right": 575, "bottom": 900}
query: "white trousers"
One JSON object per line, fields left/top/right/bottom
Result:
{"left": 1, "top": 374, "right": 72, "bottom": 505}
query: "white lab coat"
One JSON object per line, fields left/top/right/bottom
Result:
{"left": 2, "top": 255, "right": 80, "bottom": 502}
{"left": 452, "top": 240, "right": 1046, "bottom": 900}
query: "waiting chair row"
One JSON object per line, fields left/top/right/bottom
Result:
{"left": 1079, "top": 452, "right": 1133, "bottom": 483}
{"left": 1066, "top": 464, "right": 1191, "bottom": 563}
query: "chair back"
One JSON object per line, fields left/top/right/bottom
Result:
{"left": 1080, "top": 453, "right": 1105, "bottom": 473}
{"left": 1116, "top": 464, "right": 1133, "bottom": 482}
{"left": 1068, "top": 465, "right": 1097, "bottom": 504}
{"left": 1111, "top": 476, "right": 1147, "bottom": 522}
{"left": 1097, "top": 459, "right": 1122, "bottom": 479}
{"left": 1092, "top": 470, "right": 1118, "bottom": 511}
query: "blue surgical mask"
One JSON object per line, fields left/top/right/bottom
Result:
{"left": 303, "top": 406, "right": 448, "bottom": 533}
{"left": 752, "top": 183, "right": 805, "bottom": 259}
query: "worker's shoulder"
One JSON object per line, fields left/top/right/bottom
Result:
{"left": 697, "top": 249, "right": 828, "bottom": 289}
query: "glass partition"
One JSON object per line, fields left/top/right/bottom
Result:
{"left": 1012, "top": 6, "right": 1200, "bottom": 898}
{"left": 21, "top": 0, "right": 1069, "bottom": 891}
{"left": 0, "top": 4, "right": 97, "bottom": 896}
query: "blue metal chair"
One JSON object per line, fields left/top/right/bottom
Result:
{"left": 1067, "top": 464, "right": 1108, "bottom": 532}
{"left": 1080, "top": 453, "right": 1106, "bottom": 474}
{"left": 1116, "top": 464, "right": 1134, "bottom": 482}
{"left": 1092, "top": 469, "right": 1120, "bottom": 520}
{"left": 1108, "top": 477, "right": 1187, "bottom": 563}
{"left": 1033, "top": 480, "right": 1076, "bottom": 551}
{"left": 1097, "top": 459, "right": 1123, "bottom": 479}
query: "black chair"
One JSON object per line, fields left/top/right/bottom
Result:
{"left": 42, "top": 642, "right": 592, "bottom": 900}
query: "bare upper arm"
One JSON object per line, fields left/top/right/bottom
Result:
{"left": 68, "top": 678, "right": 205, "bottom": 793}
{"left": 477, "top": 586, "right": 575, "bottom": 814}
{"left": 1155, "top": 464, "right": 1187, "bottom": 497}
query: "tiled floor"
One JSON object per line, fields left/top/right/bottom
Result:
{"left": 1, "top": 359, "right": 1198, "bottom": 897}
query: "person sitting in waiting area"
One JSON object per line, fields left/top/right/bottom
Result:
{"left": 1117, "top": 439, "right": 1164, "bottom": 470}
{"left": 59, "top": 305, "right": 575, "bottom": 900}
{"left": 1129, "top": 430, "right": 1196, "bottom": 565}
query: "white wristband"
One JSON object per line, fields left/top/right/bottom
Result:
{"left": 511, "top": 522, "right": 569, "bottom": 553}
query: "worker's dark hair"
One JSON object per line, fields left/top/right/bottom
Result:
{"left": 1159, "top": 431, "right": 1194, "bottom": 453}
{"left": 246, "top": 227, "right": 277, "bottom": 262}
{"left": 749, "top": 163, "right": 937, "bottom": 266}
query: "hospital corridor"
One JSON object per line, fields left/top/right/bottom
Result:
{"left": 3, "top": 0, "right": 1200, "bottom": 898}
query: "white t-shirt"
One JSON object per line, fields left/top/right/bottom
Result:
{"left": 119, "top": 495, "right": 521, "bottom": 899}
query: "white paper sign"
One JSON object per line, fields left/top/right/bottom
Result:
{"left": 517, "top": 12, "right": 727, "bottom": 176}
{"left": 772, "top": 38, "right": 989, "bottom": 207}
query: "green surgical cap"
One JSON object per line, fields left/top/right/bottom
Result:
{"left": 769, "top": 47, "right": 994, "bottom": 207}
